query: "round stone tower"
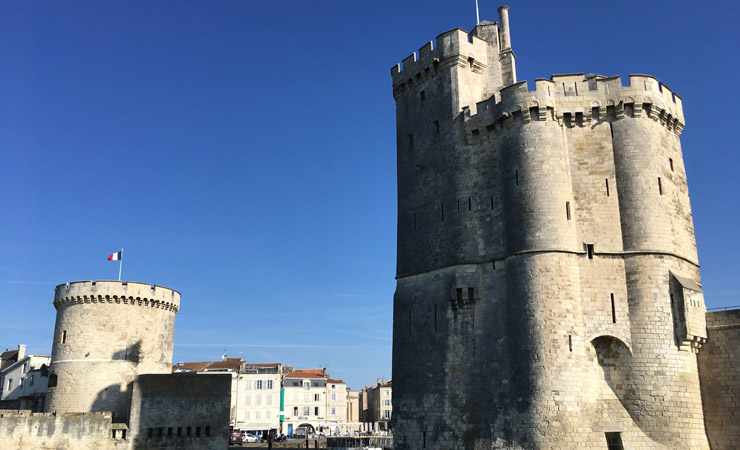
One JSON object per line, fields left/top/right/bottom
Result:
{"left": 45, "top": 280, "right": 180, "bottom": 422}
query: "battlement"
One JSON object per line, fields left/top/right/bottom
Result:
{"left": 391, "top": 28, "right": 492, "bottom": 87}
{"left": 464, "top": 73, "right": 685, "bottom": 137}
{"left": 53, "top": 280, "right": 180, "bottom": 313}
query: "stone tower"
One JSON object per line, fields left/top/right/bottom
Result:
{"left": 45, "top": 280, "right": 180, "bottom": 422}
{"left": 391, "top": 6, "right": 709, "bottom": 450}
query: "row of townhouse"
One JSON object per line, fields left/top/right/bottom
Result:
{"left": 172, "top": 357, "right": 360, "bottom": 437}
{"left": 0, "top": 345, "right": 50, "bottom": 412}
{"left": 358, "top": 378, "right": 392, "bottom": 433}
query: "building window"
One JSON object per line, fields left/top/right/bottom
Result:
{"left": 256, "top": 380, "right": 263, "bottom": 390}
{"left": 420, "top": 90, "right": 425, "bottom": 101}
{"left": 62, "top": 330, "right": 67, "bottom": 344}
{"left": 267, "top": 380, "right": 273, "bottom": 389}
{"left": 331, "top": 393, "right": 337, "bottom": 401}
{"left": 383, "top": 410, "right": 392, "bottom": 419}
{"left": 294, "top": 407, "right": 298, "bottom": 415}
{"left": 303, "top": 407, "right": 310, "bottom": 416}
{"left": 315, "top": 407, "right": 319, "bottom": 415}
{"left": 196, "top": 427, "right": 201, "bottom": 438}
{"left": 205, "top": 426, "right": 211, "bottom": 437}
{"left": 314, "top": 393, "right": 320, "bottom": 401}
{"left": 245, "top": 380, "right": 252, "bottom": 390}
{"left": 255, "top": 411, "right": 260, "bottom": 419}
{"left": 384, "top": 390, "right": 390, "bottom": 396}
{"left": 331, "top": 384, "right": 336, "bottom": 390}
{"left": 331, "top": 407, "right": 337, "bottom": 415}
{"left": 605, "top": 432, "right": 624, "bottom": 450}
{"left": 303, "top": 381, "right": 310, "bottom": 390}
{"left": 383, "top": 399, "right": 391, "bottom": 406}
{"left": 48, "top": 374, "right": 58, "bottom": 388}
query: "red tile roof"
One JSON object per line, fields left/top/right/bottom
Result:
{"left": 284, "top": 372, "right": 327, "bottom": 379}
{"left": 172, "top": 358, "right": 242, "bottom": 373}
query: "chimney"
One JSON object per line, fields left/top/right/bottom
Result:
{"left": 377, "top": 378, "right": 382, "bottom": 385}
{"left": 222, "top": 354, "right": 227, "bottom": 361}
{"left": 17, "top": 344, "right": 26, "bottom": 360}
{"left": 497, "top": 6, "right": 511, "bottom": 50}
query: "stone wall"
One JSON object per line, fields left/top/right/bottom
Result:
{"left": 0, "top": 410, "right": 126, "bottom": 450}
{"left": 128, "top": 373, "right": 231, "bottom": 449}
{"left": 698, "top": 309, "right": 740, "bottom": 450}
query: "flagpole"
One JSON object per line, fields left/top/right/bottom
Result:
{"left": 475, "top": 0, "right": 480, "bottom": 24}
{"left": 119, "top": 248, "right": 123, "bottom": 281}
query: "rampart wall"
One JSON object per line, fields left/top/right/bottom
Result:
{"left": 128, "top": 373, "right": 231, "bottom": 450}
{"left": 0, "top": 410, "right": 127, "bottom": 450}
{"left": 46, "top": 281, "right": 180, "bottom": 422}
{"left": 698, "top": 309, "right": 740, "bottom": 450}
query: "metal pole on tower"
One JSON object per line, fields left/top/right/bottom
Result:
{"left": 475, "top": 0, "right": 480, "bottom": 24}
{"left": 119, "top": 248, "right": 123, "bottom": 281}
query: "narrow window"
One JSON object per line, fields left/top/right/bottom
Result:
{"left": 609, "top": 123, "right": 614, "bottom": 139}
{"left": 457, "top": 199, "right": 460, "bottom": 212}
{"left": 467, "top": 287, "right": 474, "bottom": 300}
{"left": 658, "top": 177, "right": 663, "bottom": 195}
{"left": 566, "top": 202, "right": 571, "bottom": 221}
{"left": 205, "top": 426, "right": 211, "bottom": 437}
{"left": 48, "top": 373, "right": 58, "bottom": 388}
{"left": 605, "top": 432, "right": 624, "bottom": 450}
{"left": 490, "top": 195, "right": 494, "bottom": 210}
{"left": 148, "top": 428, "right": 154, "bottom": 438}
{"left": 669, "top": 158, "right": 674, "bottom": 171}
{"left": 167, "top": 427, "right": 173, "bottom": 437}
{"left": 515, "top": 170, "right": 519, "bottom": 186}
{"left": 574, "top": 83, "right": 578, "bottom": 96}
{"left": 562, "top": 82, "right": 566, "bottom": 95}
{"left": 315, "top": 407, "right": 319, "bottom": 415}
{"left": 605, "top": 179, "right": 610, "bottom": 197}
{"left": 420, "top": 90, "right": 425, "bottom": 101}
{"left": 611, "top": 293, "right": 616, "bottom": 323}
{"left": 423, "top": 431, "right": 427, "bottom": 448}
{"left": 177, "top": 427, "right": 182, "bottom": 437}
{"left": 568, "top": 335, "right": 572, "bottom": 352}
{"left": 492, "top": 260, "right": 496, "bottom": 270}
{"left": 441, "top": 203, "right": 444, "bottom": 221}
{"left": 196, "top": 427, "right": 201, "bottom": 438}
{"left": 456, "top": 288, "right": 463, "bottom": 302}
{"left": 62, "top": 330, "right": 67, "bottom": 344}
{"left": 122, "top": 430, "right": 126, "bottom": 440}
{"left": 408, "top": 133, "right": 414, "bottom": 149}
{"left": 468, "top": 197, "right": 471, "bottom": 211}
{"left": 433, "top": 120, "right": 440, "bottom": 134}
{"left": 186, "top": 427, "right": 191, "bottom": 437}
{"left": 434, "top": 304, "right": 437, "bottom": 331}
{"left": 158, "top": 428, "right": 164, "bottom": 438}
{"left": 587, "top": 243, "right": 594, "bottom": 259}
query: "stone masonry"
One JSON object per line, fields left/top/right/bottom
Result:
{"left": 45, "top": 280, "right": 180, "bottom": 423}
{"left": 391, "top": 6, "right": 710, "bottom": 450}
{"left": 698, "top": 310, "right": 740, "bottom": 450}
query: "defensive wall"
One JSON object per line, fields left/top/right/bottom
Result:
{"left": 0, "top": 410, "right": 127, "bottom": 450}
{"left": 128, "top": 373, "right": 231, "bottom": 450}
{"left": 45, "top": 280, "right": 180, "bottom": 422}
{"left": 392, "top": 6, "right": 711, "bottom": 450}
{"left": 698, "top": 308, "right": 740, "bottom": 450}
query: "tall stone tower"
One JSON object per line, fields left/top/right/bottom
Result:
{"left": 391, "top": 6, "right": 709, "bottom": 450}
{"left": 45, "top": 280, "right": 180, "bottom": 422}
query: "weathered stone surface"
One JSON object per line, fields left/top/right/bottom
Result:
{"left": 391, "top": 7, "right": 709, "bottom": 450}
{"left": 698, "top": 310, "right": 740, "bottom": 450}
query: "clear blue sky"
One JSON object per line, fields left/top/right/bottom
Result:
{"left": 1, "top": 1, "right": 738, "bottom": 390}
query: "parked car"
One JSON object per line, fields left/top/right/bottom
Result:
{"left": 230, "top": 432, "right": 243, "bottom": 445}
{"left": 243, "top": 434, "right": 259, "bottom": 443}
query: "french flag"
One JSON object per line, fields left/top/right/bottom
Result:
{"left": 108, "top": 251, "right": 122, "bottom": 261}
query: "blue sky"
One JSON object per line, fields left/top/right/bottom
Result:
{"left": 1, "top": 1, "right": 738, "bottom": 390}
